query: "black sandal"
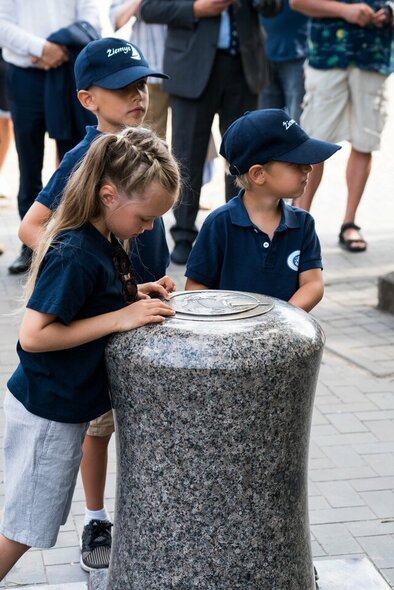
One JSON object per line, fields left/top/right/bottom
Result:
{"left": 338, "top": 222, "right": 367, "bottom": 253}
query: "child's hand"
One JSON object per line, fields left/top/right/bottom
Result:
{"left": 137, "top": 275, "right": 176, "bottom": 300}
{"left": 114, "top": 299, "right": 176, "bottom": 332}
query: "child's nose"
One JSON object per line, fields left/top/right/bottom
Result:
{"left": 135, "top": 87, "right": 145, "bottom": 100}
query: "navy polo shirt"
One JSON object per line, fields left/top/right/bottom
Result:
{"left": 36, "top": 125, "right": 170, "bottom": 283}
{"left": 7, "top": 224, "right": 127, "bottom": 423}
{"left": 185, "top": 192, "right": 322, "bottom": 302}
{"left": 260, "top": 1, "right": 307, "bottom": 62}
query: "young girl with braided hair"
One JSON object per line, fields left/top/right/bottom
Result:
{"left": 0, "top": 127, "right": 180, "bottom": 579}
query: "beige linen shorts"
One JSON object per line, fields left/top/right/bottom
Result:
{"left": 301, "top": 65, "right": 388, "bottom": 153}
{"left": 87, "top": 409, "right": 115, "bottom": 437}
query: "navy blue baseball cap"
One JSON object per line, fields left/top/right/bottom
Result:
{"left": 220, "top": 109, "right": 341, "bottom": 175}
{"left": 74, "top": 37, "right": 169, "bottom": 90}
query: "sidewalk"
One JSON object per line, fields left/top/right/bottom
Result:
{"left": 0, "top": 105, "right": 393, "bottom": 587}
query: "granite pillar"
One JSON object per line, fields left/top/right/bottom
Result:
{"left": 105, "top": 291, "right": 324, "bottom": 589}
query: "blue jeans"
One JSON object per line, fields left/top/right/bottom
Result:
{"left": 259, "top": 58, "right": 305, "bottom": 123}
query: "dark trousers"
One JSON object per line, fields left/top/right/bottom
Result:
{"left": 7, "top": 65, "right": 80, "bottom": 219}
{"left": 170, "top": 51, "right": 258, "bottom": 245}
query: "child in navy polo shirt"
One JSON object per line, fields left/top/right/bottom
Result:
{"left": 19, "top": 37, "right": 169, "bottom": 283}
{"left": 18, "top": 37, "right": 170, "bottom": 571}
{"left": 185, "top": 109, "right": 340, "bottom": 312}
{"left": 0, "top": 127, "right": 179, "bottom": 579}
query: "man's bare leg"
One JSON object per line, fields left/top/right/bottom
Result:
{"left": 340, "top": 147, "right": 371, "bottom": 247}
{"left": 293, "top": 162, "right": 324, "bottom": 211}
{"left": 0, "top": 534, "right": 29, "bottom": 581}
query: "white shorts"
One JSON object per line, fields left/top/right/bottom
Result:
{"left": 301, "top": 65, "right": 388, "bottom": 153}
{"left": 0, "top": 391, "right": 88, "bottom": 548}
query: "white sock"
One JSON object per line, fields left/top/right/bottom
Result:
{"left": 84, "top": 506, "right": 110, "bottom": 526}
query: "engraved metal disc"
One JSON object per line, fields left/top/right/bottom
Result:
{"left": 168, "top": 290, "right": 273, "bottom": 321}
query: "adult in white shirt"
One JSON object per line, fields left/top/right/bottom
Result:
{"left": 0, "top": 0, "right": 100, "bottom": 274}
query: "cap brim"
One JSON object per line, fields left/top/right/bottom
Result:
{"left": 93, "top": 66, "right": 169, "bottom": 89}
{"left": 275, "top": 137, "right": 341, "bottom": 165}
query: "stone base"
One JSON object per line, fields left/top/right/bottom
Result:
{"left": 88, "top": 569, "right": 107, "bottom": 590}
{"left": 314, "top": 557, "right": 390, "bottom": 589}
{"left": 19, "top": 584, "right": 86, "bottom": 590}
{"left": 88, "top": 558, "right": 390, "bottom": 590}
{"left": 378, "top": 272, "right": 394, "bottom": 314}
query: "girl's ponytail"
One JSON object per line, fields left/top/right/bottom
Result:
{"left": 24, "top": 127, "right": 180, "bottom": 301}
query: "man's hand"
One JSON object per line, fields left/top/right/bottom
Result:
{"left": 32, "top": 41, "right": 69, "bottom": 70}
{"left": 372, "top": 6, "right": 394, "bottom": 28}
{"left": 193, "top": 0, "right": 234, "bottom": 18}
{"left": 340, "top": 2, "right": 374, "bottom": 26}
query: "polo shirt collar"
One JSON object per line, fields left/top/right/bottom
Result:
{"left": 228, "top": 191, "right": 254, "bottom": 227}
{"left": 85, "top": 125, "right": 101, "bottom": 141}
{"left": 278, "top": 199, "right": 300, "bottom": 230}
{"left": 229, "top": 191, "right": 300, "bottom": 230}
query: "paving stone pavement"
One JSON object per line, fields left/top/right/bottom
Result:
{"left": 1, "top": 88, "right": 394, "bottom": 588}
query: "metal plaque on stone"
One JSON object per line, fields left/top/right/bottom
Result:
{"left": 168, "top": 290, "right": 273, "bottom": 321}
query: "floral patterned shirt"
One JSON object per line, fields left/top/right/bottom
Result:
{"left": 308, "top": 0, "right": 394, "bottom": 75}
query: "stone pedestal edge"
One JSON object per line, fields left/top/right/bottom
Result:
{"left": 378, "top": 272, "right": 394, "bottom": 314}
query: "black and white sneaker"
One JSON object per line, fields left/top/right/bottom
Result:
{"left": 314, "top": 565, "right": 319, "bottom": 588}
{"left": 80, "top": 519, "right": 113, "bottom": 571}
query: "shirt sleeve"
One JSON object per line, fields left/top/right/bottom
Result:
{"left": 109, "top": 0, "right": 123, "bottom": 29}
{"left": 185, "top": 215, "right": 224, "bottom": 288}
{"left": 140, "top": 0, "right": 195, "bottom": 29}
{"left": 0, "top": 1, "right": 45, "bottom": 57}
{"left": 27, "top": 243, "right": 97, "bottom": 325}
{"left": 76, "top": 0, "right": 101, "bottom": 31}
{"left": 298, "top": 214, "right": 323, "bottom": 273}
{"left": 35, "top": 151, "right": 80, "bottom": 210}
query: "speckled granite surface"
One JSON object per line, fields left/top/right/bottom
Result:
{"left": 88, "top": 570, "right": 107, "bottom": 590}
{"left": 105, "top": 294, "right": 324, "bottom": 589}
{"left": 89, "top": 557, "right": 392, "bottom": 590}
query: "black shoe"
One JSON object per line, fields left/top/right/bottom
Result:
{"left": 8, "top": 245, "right": 33, "bottom": 275}
{"left": 170, "top": 240, "right": 192, "bottom": 265}
{"left": 80, "top": 519, "right": 112, "bottom": 572}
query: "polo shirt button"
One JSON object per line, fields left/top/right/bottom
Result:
{"left": 254, "top": 228, "right": 258, "bottom": 233}
{"left": 263, "top": 242, "right": 269, "bottom": 248}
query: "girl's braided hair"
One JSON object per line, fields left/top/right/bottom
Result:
{"left": 24, "top": 127, "right": 180, "bottom": 301}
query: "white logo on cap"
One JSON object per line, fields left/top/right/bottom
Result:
{"left": 283, "top": 119, "right": 296, "bottom": 131}
{"left": 107, "top": 44, "right": 142, "bottom": 60}
{"left": 287, "top": 250, "right": 300, "bottom": 271}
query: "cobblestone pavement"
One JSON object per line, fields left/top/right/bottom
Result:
{"left": 1, "top": 94, "right": 393, "bottom": 588}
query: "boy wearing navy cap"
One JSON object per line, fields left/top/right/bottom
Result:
{"left": 18, "top": 37, "right": 169, "bottom": 572}
{"left": 20, "top": 37, "right": 169, "bottom": 285}
{"left": 185, "top": 109, "right": 341, "bottom": 312}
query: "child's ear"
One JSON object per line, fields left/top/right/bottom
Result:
{"left": 77, "top": 89, "right": 98, "bottom": 113}
{"left": 248, "top": 165, "right": 266, "bottom": 185}
{"left": 99, "top": 184, "right": 119, "bottom": 209}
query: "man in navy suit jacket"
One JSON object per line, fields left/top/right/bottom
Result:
{"left": 141, "top": 0, "right": 274, "bottom": 264}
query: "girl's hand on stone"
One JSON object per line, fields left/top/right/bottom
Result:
{"left": 114, "top": 299, "right": 175, "bottom": 332}
{"left": 137, "top": 276, "right": 176, "bottom": 300}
